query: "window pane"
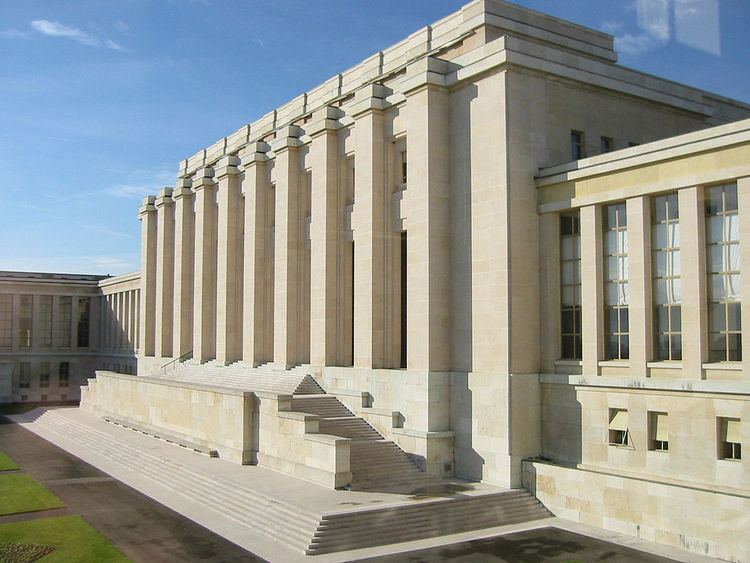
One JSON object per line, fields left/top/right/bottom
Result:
{"left": 709, "top": 245, "right": 723, "bottom": 273}
{"left": 670, "top": 335, "right": 682, "bottom": 360}
{"left": 725, "top": 185, "right": 738, "bottom": 211}
{"left": 727, "top": 274, "right": 741, "bottom": 300}
{"left": 562, "top": 310, "right": 575, "bottom": 333}
{"left": 727, "top": 302, "right": 742, "bottom": 331}
{"left": 561, "top": 237, "right": 574, "bottom": 260}
{"left": 620, "top": 336, "right": 629, "bottom": 359}
{"left": 655, "top": 251, "right": 667, "bottom": 277}
{"left": 727, "top": 334, "right": 742, "bottom": 361}
{"left": 619, "top": 308, "right": 629, "bottom": 332}
{"left": 654, "top": 223, "right": 667, "bottom": 248}
{"left": 561, "top": 336, "right": 575, "bottom": 358}
{"left": 728, "top": 243, "right": 740, "bottom": 272}
{"left": 728, "top": 215, "right": 740, "bottom": 242}
{"left": 654, "top": 196, "right": 667, "bottom": 222}
{"left": 706, "top": 187, "right": 722, "bottom": 215}
{"left": 668, "top": 222, "right": 680, "bottom": 248}
{"left": 657, "top": 334, "right": 669, "bottom": 360}
{"left": 670, "top": 306, "right": 682, "bottom": 332}
{"left": 708, "top": 216, "right": 723, "bottom": 242}
{"left": 667, "top": 194, "right": 679, "bottom": 219}
{"left": 710, "top": 274, "right": 725, "bottom": 299}
{"left": 657, "top": 307, "right": 669, "bottom": 331}
{"left": 711, "top": 303, "right": 726, "bottom": 332}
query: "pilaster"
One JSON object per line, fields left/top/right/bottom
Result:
{"left": 627, "top": 196, "right": 651, "bottom": 376}
{"left": 172, "top": 178, "right": 195, "bottom": 360}
{"left": 240, "top": 142, "right": 273, "bottom": 365}
{"left": 155, "top": 188, "right": 175, "bottom": 359}
{"left": 581, "top": 204, "right": 604, "bottom": 375}
{"left": 679, "top": 187, "right": 707, "bottom": 378}
{"left": 351, "top": 86, "right": 388, "bottom": 368}
{"left": 215, "top": 155, "right": 243, "bottom": 364}
{"left": 539, "top": 212, "right": 560, "bottom": 373}
{"left": 271, "top": 127, "right": 305, "bottom": 368}
{"left": 309, "top": 107, "right": 343, "bottom": 367}
{"left": 404, "top": 81, "right": 451, "bottom": 371}
{"left": 138, "top": 195, "right": 158, "bottom": 357}
{"left": 192, "top": 167, "right": 218, "bottom": 363}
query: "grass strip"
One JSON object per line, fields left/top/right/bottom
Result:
{"left": 0, "top": 450, "right": 18, "bottom": 471}
{"left": 0, "top": 474, "right": 64, "bottom": 516}
{"left": 0, "top": 515, "right": 129, "bottom": 562}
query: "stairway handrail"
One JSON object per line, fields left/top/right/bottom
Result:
{"left": 160, "top": 350, "right": 193, "bottom": 375}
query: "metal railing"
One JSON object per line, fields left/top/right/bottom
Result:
{"left": 160, "top": 350, "right": 193, "bottom": 375}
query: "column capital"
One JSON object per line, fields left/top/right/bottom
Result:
{"left": 138, "top": 195, "right": 156, "bottom": 216}
{"left": 239, "top": 141, "right": 271, "bottom": 168}
{"left": 192, "top": 167, "right": 216, "bottom": 191}
{"left": 215, "top": 155, "right": 241, "bottom": 179}
{"left": 402, "top": 57, "right": 450, "bottom": 96}
{"left": 173, "top": 177, "right": 194, "bottom": 200}
{"left": 270, "top": 125, "right": 304, "bottom": 153}
{"left": 307, "top": 106, "right": 344, "bottom": 137}
{"left": 155, "top": 187, "right": 174, "bottom": 208}
{"left": 350, "top": 83, "right": 390, "bottom": 118}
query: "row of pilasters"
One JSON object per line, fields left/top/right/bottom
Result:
{"left": 99, "top": 290, "right": 139, "bottom": 352}
{"left": 139, "top": 81, "right": 452, "bottom": 372}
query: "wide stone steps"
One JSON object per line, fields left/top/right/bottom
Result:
{"left": 25, "top": 409, "right": 320, "bottom": 552}
{"left": 161, "top": 362, "right": 323, "bottom": 396}
{"left": 318, "top": 419, "right": 383, "bottom": 441}
{"left": 307, "top": 490, "right": 552, "bottom": 554}
{"left": 291, "top": 396, "right": 354, "bottom": 418}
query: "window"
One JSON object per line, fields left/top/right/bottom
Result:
{"left": 649, "top": 412, "right": 669, "bottom": 451}
{"left": 604, "top": 203, "right": 629, "bottom": 360}
{"left": 58, "top": 297, "right": 72, "bottom": 348}
{"left": 608, "top": 409, "right": 629, "bottom": 446}
{"left": 0, "top": 295, "right": 11, "bottom": 349}
{"left": 77, "top": 297, "right": 91, "bottom": 348}
{"left": 400, "top": 149, "right": 407, "bottom": 185}
{"left": 718, "top": 417, "right": 741, "bottom": 460}
{"left": 38, "top": 295, "right": 53, "bottom": 348}
{"left": 706, "top": 184, "right": 741, "bottom": 362}
{"left": 571, "top": 131, "right": 584, "bottom": 160}
{"left": 600, "top": 136, "right": 613, "bottom": 154}
{"left": 18, "top": 295, "right": 32, "bottom": 348}
{"left": 652, "top": 194, "right": 682, "bottom": 361}
{"left": 560, "top": 213, "right": 582, "bottom": 359}
{"left": 629, "top": 142, "right": 640, "bottom": 148}
{"left": 59, "top": 362, "right": 70, "bottom": 387}
{"left": 39, "top": 362, "right": 50, "bottom": 389}
{"left": 19, "top": 362, "right": 31, "bottom": 389}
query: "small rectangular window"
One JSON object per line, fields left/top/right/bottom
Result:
{"left": 571, "top": 131, "right": 584, "bottom": 160}
{"left": 649, "top": 412, "right": 669, "bottom": 451}
{"left": 608, "top": 408, "right": 629, "bottom": 446}
{"left": 400, "top": 149, "right": 407, "bottom": 185}
{"left": 719, "top": 417, "right": 741, "bottom": 460}
{"left": 600, "top": 136, "right": 613, "bottom": 154}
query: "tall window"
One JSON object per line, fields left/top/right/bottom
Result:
{"left": 38, "top": 295, "right": 53, "bottom": 348}
{"left": 706, "top": 184, "right": 741, "bottom": 362}
{"left": 77, "top": 297, "right": 90, "bottom": 348}
{"left": 600, "top": 136, "right": 613, "bottom": 154}
{"left": 59, "top": 362, "right": 70, "bottom": 387}
{"left": 19, "top": 362, "right": 31, "bottom": 389}
{"left": 39, "top": 362, "right": 50, "bottom": 389}
{"left": 604, "top": 203, "right": 629, "bottom": 360}
{"left": 18, "top": 295, "right": 32, "bottom": 348}
{"left": 58, "top": 297, "right": 72, "bottom": 348}
{"left": 653, "top": 194, "right": 681, "bottom": 360}
{"left": 0, "top": 295, "right": 11, "bottom": 349}
{"left": 560, "top": 213, "right": 582, "bottom": 359}
{"left": 400, "top": 149, "right": 408, "bottom": 185}
{"left": 571, "top": 131, "right": 584, "bottom": 160}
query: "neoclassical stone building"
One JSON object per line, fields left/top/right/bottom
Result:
{"left": 21, "top": 0, "right": 750, "bottom": 559}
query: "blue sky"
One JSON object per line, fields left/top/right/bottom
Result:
{"left": 0, "top": 0, "right": 748, "bottom": 276}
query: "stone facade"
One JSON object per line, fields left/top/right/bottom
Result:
{"left": 13, "top": 0, "right": 750, "bottom": 560}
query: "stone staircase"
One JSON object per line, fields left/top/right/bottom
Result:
{"left": 159, "top": 361, "right": 324, "bottom": 396}
{"left": 16, "top": 407, "right": 553, "bottom": 556}
{"left": 290, "top": 394, "right": 436, "bottom": 492}
{"left": 16, "top": 408, "right": 320, "bottom": 553}
{"left": 307, "top": 489, "right": 552, "bottom": 555}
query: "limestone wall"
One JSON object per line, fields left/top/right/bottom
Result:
{"left": 81, "top": 371, "right": 255, "bottom": 464}
{"left": 524, "top": 460, "right": 750, "bottom": 562}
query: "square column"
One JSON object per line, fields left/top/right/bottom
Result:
{"left": 240, "top": 142, "right": 273, "bottom": 365}
{"left": 154, "top": 188, "right": 175, "bottom": 359}
{"left": 308, "top": 107, "right": 342, "bottom": 367}
{"left": 737, "top": 177, "right": 750, "bottom": 367}
{"left": 271, "top": 127, "right": 304, "bottom": 368}
{"left": 679, "top": 187, "right": 708, "bottom": 378}
{"left": 172, "top": 178, "right": 195, "bottom": 360}
{"left": 192, "top": 167, "right": 218, "bottom": 363}
{"left": 215, "top": 155, "right": 243, "bottom": 365}
{"left": 581, "top": 204, "right": 604, "bottom": 375}
{"left": 351, "top": 86, "right": 388, "bottom": 369}
{"left": 627, "top": 196, "right": 651, "bottom": 376}
{"left": 138, "top": 196, "right": 158, "bottom": 357}
{"left": 404, "top": 82, "right": 451, "bottom": 371}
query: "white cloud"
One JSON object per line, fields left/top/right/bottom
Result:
{"left": 116, "top": 20, "right": 130, "bottom": 33}
{"left": 636, "top": 0, "right": 670, "bottom": 41}
{"left": 614, "top": 32, "right": 666, "bottom": 57}
{"left": 108, "top": 184, "right": 157, "bottom": 199}
{"left": 0, "top": 29, "right": 27, "bottom": 38}
{"left": 82, "top": 224, "right": 132, "bottom": 239}
{"left": 30, "top": 19, "right": 125, "bottom": 51}
{"left": 0, "top": 253, "right": 140, "bottom": 276}
{"left": 255, "top": 37, "right": 266, "bottom": 49}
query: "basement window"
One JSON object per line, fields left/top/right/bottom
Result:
{"left": 608, "top": 408, "right": 629, "bottom": 447}
{"left": 719, "top": 417, "right": 742, "bottom": 461}
{"left": 649, "top": 412, "right": 669, "bottom": 452}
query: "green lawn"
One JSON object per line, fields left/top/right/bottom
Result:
{"left": 0, "top": 474, "right": 64, "bottom": 516}
{"left": 0, "top": 450, "right": 18, "bottom": 471}
{"left": 0, "top": 515, "right": 129, "bottom": 562}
